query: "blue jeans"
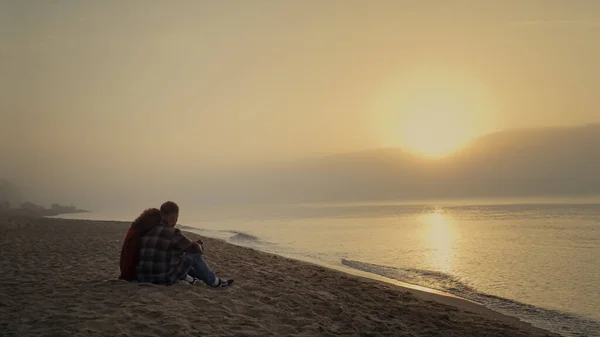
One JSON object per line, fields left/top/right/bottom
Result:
{"left": 183, "top": 253, "right": 217, "bottom": 286}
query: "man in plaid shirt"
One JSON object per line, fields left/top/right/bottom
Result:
{"left": 136, "top": 201, "right": 234, "bottom": 287}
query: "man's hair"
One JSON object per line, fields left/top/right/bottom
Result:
{"left": 160, "top": 201, "right": 179, "bottom": 215}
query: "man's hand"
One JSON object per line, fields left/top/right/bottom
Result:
{"left": 183, "top": 241, "right": 203, "bottom": 254}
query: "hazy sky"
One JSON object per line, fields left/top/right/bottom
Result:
{"left": 1, "top": 0, "right": 600, "bottom": 206}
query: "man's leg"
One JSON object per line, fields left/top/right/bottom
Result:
{"left": 183, "top": 253, "right": 218, "bottom": 286}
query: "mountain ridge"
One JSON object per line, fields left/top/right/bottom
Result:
{"left": 191, "top": 123, "right": 600, "bottom": 204}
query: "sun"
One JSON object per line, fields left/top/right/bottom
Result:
{"left": 371, "top": 65, "right": 498, "bottom": 158}
{"left": 396, "top": 93, "right": 482, "bottom": 158}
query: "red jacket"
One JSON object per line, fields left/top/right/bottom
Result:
{"left": 119, "top": 228, "right": 141, "bottom": 281}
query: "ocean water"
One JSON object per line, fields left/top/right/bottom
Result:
{"left": 59, "top": 199, "right": 600, "bottom": 336}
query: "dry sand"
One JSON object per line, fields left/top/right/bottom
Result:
{"left": 0, "top": 215, "right": 558, "bottom": 337}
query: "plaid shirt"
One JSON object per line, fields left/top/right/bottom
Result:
{"left": 136, "top": 222, "right": 194, "bottom": 285}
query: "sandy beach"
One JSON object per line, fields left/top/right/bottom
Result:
{"left": 0, "top": 214, "right": 558, "bottom": 337}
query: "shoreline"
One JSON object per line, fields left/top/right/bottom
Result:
{"left": 50, "top": 209, "right": 600, "bottom": 336}
{"left": 43, "top": 217, "right": 524, "bottom": 315}
{"left": 182, "top": 226, "right": 600, "bottom": 337}
{"left": 0, "top": 215, "right": 559, "bottom": 336}
{"left": 179, "top": 229, "right": 555, "bottom": 334}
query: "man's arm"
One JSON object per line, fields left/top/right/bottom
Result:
{"left": 171, "top": 229, "right": 202, "bottom": 254}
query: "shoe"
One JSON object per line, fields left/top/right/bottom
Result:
{"left": 212, "top": 279, "right": 234, "bottom": 288}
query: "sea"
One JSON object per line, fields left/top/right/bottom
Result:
{"left": 57, "top": 197, "right": 600, "bottom": 337}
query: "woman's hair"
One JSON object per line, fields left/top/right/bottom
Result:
{"left": 131, "top": 208, "right": 161, "bottom": 234}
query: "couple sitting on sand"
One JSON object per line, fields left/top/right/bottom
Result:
{"left": 119, "top": 201, "right": 233, "bottom": 287}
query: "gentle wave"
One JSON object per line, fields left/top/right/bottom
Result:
{"left": 229, "top": 231, "right": 261, "bottom": 242}
{"left": 341, "top": 259, "right": 600, "bottom": 337}
{"left": 180, "top": 226, "right": 265, "bottom": 245}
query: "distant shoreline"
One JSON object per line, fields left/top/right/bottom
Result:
{"left": 0, "top": 207, "right": 89, "bottom": 218}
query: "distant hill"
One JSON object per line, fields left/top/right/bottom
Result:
{"left": 447, "top": 123, "right": 600, "bottom": 197}
{"left": 195, "top": 124, "right": 600, "bottom": 204}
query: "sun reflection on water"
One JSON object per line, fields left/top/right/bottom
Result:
{"left": 420, "top": 209, "right": 457, "bottom": 273}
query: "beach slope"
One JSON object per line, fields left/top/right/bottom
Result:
{"left": 0, "top": 216, "right": 557, "bottom": 336}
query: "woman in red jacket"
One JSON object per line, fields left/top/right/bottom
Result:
{"left": 119, "top": 208, "right": 161, "bottom": 281}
